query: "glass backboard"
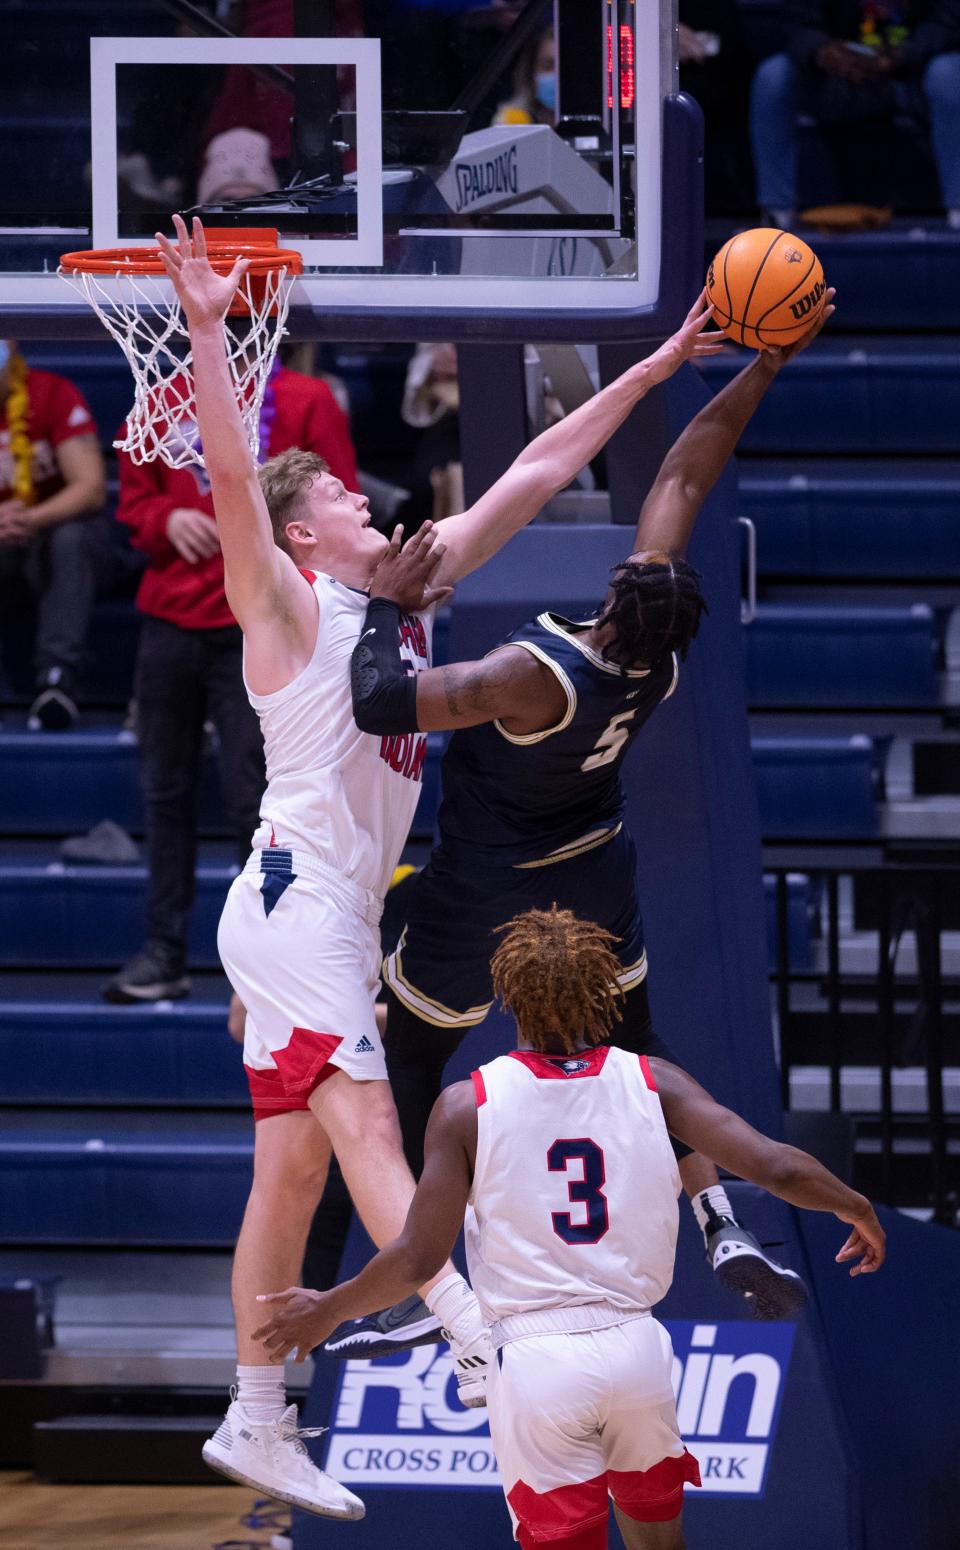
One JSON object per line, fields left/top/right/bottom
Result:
{"left": 1, "top": 0, "right": 697, "bottom": 341}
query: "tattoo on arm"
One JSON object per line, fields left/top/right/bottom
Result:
{"left": 441, "top": 661, "right": 505, "bottom": 719}
{"left": 443, "top": 657, "right": 517, "bottom": 722}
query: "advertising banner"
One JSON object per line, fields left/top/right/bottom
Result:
{"left": 323, "top": 1319, "right": 796, "bottom": 1499}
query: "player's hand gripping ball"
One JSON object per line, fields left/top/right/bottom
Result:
{"left": 706, "top": 227, "right": 826, "bottom": 350}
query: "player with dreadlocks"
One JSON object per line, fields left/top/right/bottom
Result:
{"left": 254, "top": 905, "right": 884, "bottom": 1550}
{"left": 322, "top": 296, "right": 834, "bottom": 1367}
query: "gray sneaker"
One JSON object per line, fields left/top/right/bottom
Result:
{"left": 61, "top": 820, "right": 140, "bottom": 865}
{"left": 102, "top": 942, "right": 191, "bottom": 1004}
{"left": 707, "top": 1223, "right": 808, "bottom": 1319}
{"left": 323, "top": 1295, "right": 442, "bottom": 1359}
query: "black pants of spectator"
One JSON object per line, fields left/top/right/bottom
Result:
{"left": 0, "top": 513, "right": 116, "bottom": 682}
{"left": 135, "top": 617, "right": 265, "bottom": 959}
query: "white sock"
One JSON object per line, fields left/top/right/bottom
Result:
{"left": 423, "top": 1273, "right": 480, "bottom": 1342}
{"left": 235, "top": 1364, "right": 287, "bottom": 1424}
{"left": 691, "top": 1185, "right": 736, "bottom": 1242}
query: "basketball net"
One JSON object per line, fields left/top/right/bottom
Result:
{"left": 59, "top": 241, "right": 300, "bottom": 471}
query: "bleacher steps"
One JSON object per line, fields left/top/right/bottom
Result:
{"left": 745, "top": 604, "right": 943, "bottom": 709}
{"left": 705, "top": 222, "right": 960, "bottom": 332}
{"left": 699, "top": 336, "right": 960, "bottom": 455}
{"left": 33, "top": 1414, "right": 227, "bottom": 1485}
{"left": 0, "top": 998, "right": 244, "bottom": 1107}
{"left": 882, "top": 796, "right": 960, "bottom": 839}
{"left": 740, "top": 459, "right": 960, "bottom": 580}
{"left": 0, "top": 854, "right": 235, "bottom": 969}
{"left": 789, "top": 1065, "right": 960, "bottom": 1115}
{"left": 0, "top": 1111, "right": 253, "bottom": 1246}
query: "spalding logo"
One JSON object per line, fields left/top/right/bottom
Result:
{"left": 789, "top": 278, "right": 825, "bottom": 320}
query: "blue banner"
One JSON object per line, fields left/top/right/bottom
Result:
{"left": 323, "top": 1319, "right": 795, "bottom": 1499}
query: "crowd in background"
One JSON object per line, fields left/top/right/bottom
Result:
{"left": 110, "top": 0, "right": 960, "bottom": 223}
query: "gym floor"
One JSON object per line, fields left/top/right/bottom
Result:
{"left": 0, "top": 1473, "right": 289, "bottom": 1550}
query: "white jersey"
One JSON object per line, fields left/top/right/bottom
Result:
{"left": 464, "top": 1045, "right": 681, "bottom": 1334}
{"left": 246, "top": 568, "right": 433, "bottom": 902}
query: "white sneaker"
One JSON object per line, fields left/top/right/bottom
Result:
{"left": 443, "top": 1314, "right": 493, "bottom": 1409}
{"left": 202, "top": 1398, "right": 365, "bottom": 1520}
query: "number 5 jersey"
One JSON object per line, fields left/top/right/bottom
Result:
{"left": 464, "top": 1045, "right": 681, "bottom": 1338}
{"left": 436, "top": 612, "right": 678, "bottom": 870}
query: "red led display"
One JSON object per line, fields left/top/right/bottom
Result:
{"left": 606, "top": 22, "right": 636, "bottom": 110}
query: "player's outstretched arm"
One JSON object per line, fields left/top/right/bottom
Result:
{"left": 650, "top": 1057, "right": 885, "bottom": 1276}
{"left": 155, "top": 217, "right": 316, "bottom": 653}
{"left": 251, "top": 1085, "right": 477, "bottom": 1362}
{"left": 433, "top": 294, "right": 724, "bottom": 587}
{"left": 632, "top": 292, "right": 835, "bottom": 559}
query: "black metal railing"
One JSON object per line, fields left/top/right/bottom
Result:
{"left": 767, "top": 856, "right": 960, "bottom": 1226}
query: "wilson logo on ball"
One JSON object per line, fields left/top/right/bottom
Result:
{"left": 789, "top": 278, "right": 826, "bottom": 321}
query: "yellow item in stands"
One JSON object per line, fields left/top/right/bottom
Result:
{"left": 7, "top": 352, "right": 35, "bottom": 506}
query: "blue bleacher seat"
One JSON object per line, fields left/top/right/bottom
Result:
{"left": 699, "top": 338, "right": 960, "bottom": 454}
{"left": 706, "top": 226, "right": 960, "bottom": 333}
{"left": 786, "top": 228, "right": 960, "bottom": 332}
{"left": 764, "top": 872, "right": 814, "bottom": 972}
{"left": 0, "top": 856, "right": 232, "bottom": 969}
{"left": 745, "top": 604, "right": 939, "bottom": 707}
{"left": 0, "top": 728, "right": 221, "bottom": 836}
{"left": 0, "top": 1112, "right": 252, "bottom": 1246}
{"left": 740, "top": 461, "right": 960, "bottom": 578}
{"left": 752, "top": 736, "right": 880, "bottom": 839}
{"left": 0, "top": 998, "right": 245, "bottom": 1107}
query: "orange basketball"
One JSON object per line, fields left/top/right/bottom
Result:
{"left": 705, "top": 228, "right": 826, "bottom": 350}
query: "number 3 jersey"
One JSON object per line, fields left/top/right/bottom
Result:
{"left": 436, "top": 612, "right": 678, "bottom": 867}
{"left": 464, "top": 1045, "right": 681, "bottom": 1333}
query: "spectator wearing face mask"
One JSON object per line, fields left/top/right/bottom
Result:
{"left": 493, "top": 26, "right": 556, "bottom": 126}
{"left": 0, "top": 340, "right": 109, "bottom": 729}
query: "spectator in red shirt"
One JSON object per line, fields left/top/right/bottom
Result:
{"left": 0, "top": 341, "right": 109, "bottom": 728}
{"left": 103, "top": 360, "right": 358, "bottom": 1003}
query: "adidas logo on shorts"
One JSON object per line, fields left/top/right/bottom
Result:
{"left": 355, "top": 1035, "right": 376, "bottom": 1054}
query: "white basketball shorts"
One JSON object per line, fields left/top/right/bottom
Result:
{"left": 486, "top": 1314, "right": 700, "bottom": 1542}
{"left": 218, "top": 846, "right": 388, "bottom": 1121}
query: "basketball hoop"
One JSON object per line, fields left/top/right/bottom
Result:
{"left": 59, "top": 230, "right": 303, "bottom": 470}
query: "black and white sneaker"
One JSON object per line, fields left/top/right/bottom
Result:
{"left": 707, "top": 1223, "right": 808, "bottom": 1320}
{"left": 102, "top": 942, "right": 191, "bottom": 1004}
{"left": 444, "top": 1318, "right": 493, "bottom": 1409}
{"left": 28, "top": 667, "right": 78, "bottom": 732}
{"left": 323, "top": 1294, "right": 442, "bottom": 1360}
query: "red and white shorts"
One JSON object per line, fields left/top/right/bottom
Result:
{"left": 486, "top": 1313, "right": 700, "bottom": 1543}
{"left": 218, "top": 848, "right": 388, "bottom": 1121}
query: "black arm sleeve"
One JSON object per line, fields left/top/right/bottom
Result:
{"left": 350, "top": 597, "right": 421, "bottom": 735}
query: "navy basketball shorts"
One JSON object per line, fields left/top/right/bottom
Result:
{"left": 383, "top": 826, "right": 662, "bottom": 1050}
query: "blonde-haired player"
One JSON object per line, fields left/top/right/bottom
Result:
{"left": 254, "top": 906, "right": 884, "bottom": 1548}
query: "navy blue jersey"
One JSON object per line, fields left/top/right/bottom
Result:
{"left": 436, "top": 612, "right": 678, "bottom": 866}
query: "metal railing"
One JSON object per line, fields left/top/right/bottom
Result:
{"left": 767, "top": 856, "right": 960, "bottom": 1225}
